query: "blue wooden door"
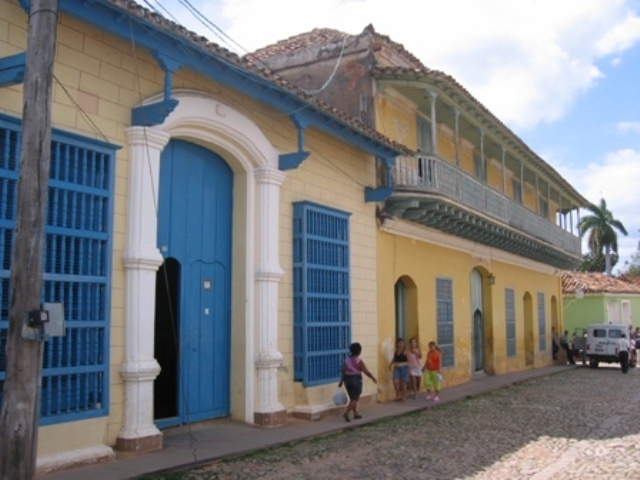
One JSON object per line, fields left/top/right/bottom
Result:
{"left": 157, "top": 139, "right": 233, "bottom": 423}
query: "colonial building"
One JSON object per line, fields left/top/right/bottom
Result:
{"left": 0, "top": 1, "right": 407, "bottom": 471}
{"left": 251, "top": 26, "right": 588, "bottom": 392}
{"left": 563, "top": 272, "right": 640, "bottom": 333}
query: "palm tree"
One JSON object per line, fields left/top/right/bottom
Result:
{"left": 579, "top": 198, "right": 628, "bottom": 276}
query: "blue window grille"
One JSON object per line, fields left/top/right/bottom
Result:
{"left": 0, "top": 114, "right": 116, "bottom": 425}
{"left": 505, "top": 288, "right": 516, "bottom": 357}
{"left": 436, "top": 277, "right": 454, "bottom": 368}
{"left": 293, "top": 201, "right": 351, "bottom": 387}
{"left": 537, "top": 292, "right": 546, "bottom": 351}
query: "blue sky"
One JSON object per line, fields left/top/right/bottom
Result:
{"left": 153, "top": 0, "right": 640, "bottom": 271}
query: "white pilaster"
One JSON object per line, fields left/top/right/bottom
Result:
{"left": 253, "top": 167, "right": 287, "bottom": 426}
{"left": 117, "top": 126, "right": 170, "bottom": 451}
{"left": 453, "top": 107, "right": 460, "bottom": 166}
{"left": 428, "top": 90, "right": 438, "bottom": 155}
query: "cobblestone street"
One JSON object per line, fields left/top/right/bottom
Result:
{"left": 149, "top": 366, "right": 640, "bottom": 479}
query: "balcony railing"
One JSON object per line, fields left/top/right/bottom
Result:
{"left": 391, "top": 154, "right": 581, "bottom": 256}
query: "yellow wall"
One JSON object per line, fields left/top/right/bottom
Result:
{"left": 376, "top": 226, "right": 560, "bottom": 399}
{"left": 374, "top": 91, "right": 418, "bottom": 149}
{"left": 278, "top": 132, "right": 379, "bottom": 409}
{"left": 2, "top": 1, "right": 381, "bottom": 458}
{"left": 486, "top": 158, "right": 505, "bottom": 191}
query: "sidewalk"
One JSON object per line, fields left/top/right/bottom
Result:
{"left": 36, "top": 365, "right": 573, "bottom": 480}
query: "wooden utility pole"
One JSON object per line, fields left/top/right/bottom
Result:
{"left": 0, "top": 0, "right": 58, "bottom": 478}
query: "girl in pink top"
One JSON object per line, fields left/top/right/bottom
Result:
{"left": 407, "top": 337, "right": 422, "bottom": 399}
{"left": 338, "top": 342, "right": 377, "bottom": 422}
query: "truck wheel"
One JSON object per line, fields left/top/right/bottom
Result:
{"left": 589, "top": 357, "right": 598, "bottom": 369}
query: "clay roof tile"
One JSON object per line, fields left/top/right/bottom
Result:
{"left": 562, "top": 272, "right": 640, "bottom": 295}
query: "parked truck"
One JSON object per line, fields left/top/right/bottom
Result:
{"left": 585, "top": 323, "right": 636, "bottom": 369}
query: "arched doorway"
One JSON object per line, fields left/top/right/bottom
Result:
{"left": 470, "top": 269, "right": 484, "bottom": 373}
{"left": 524, "top": 292, "right": 534, "bottom": 366}
{"left": 395, "top": 276, "right": 418, "bottom": 342}
{"left": 155, "top": 139, "right": 233, "bottom": 426}
{"left": 154, "top": 258, "right": 180, "bottom": 423}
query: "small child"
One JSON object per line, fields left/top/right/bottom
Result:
{"left": 422, "top": 341, "right": 443, "bottom": 402}
{"left": 389, "top": 338, "right": 409, "bottom": 402}
{"left": 338, "top": 342, "right": 377, "bottom": 422}
{"left": 407, "top": 337, "right": 422, "bottom": 399}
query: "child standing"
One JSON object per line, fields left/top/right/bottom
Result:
{"left": 407, "top": 337, "right": 422, "bottom": 399}
{"left": 422, "top": 341, "right": 443, "bottom": 402}
{"left": 338, "top": 342, "right": 377, "bottom": 422}
{"left": 389, "top": 338, "right": 410, "bottom": 402}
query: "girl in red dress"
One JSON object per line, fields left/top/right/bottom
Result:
{"left": 422, "top": 341, "right": 443, "bottom": 402}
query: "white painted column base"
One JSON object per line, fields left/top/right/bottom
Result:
{"left": 36, "top": 445, "right": 115, "bottom": 475}
{"left": 253, "top": 168, "right": 287, "bottom": 426}
{"left": 117, "top": 126, "right": 169, "bottom": 452}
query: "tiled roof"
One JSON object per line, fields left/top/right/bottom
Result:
{"left": 250, "top": 28, "right": 351, "bottom": 60}
{"left": 619, "top": 274, "right": 640, "bottom": 286}
{"left": 250, "top": 24, "right": 425, "bottom": 69}
{"left": 247, "top": 24, "right": 586, "bottom": 203}
{"left": 99, "top": 0, "right": 411, "bottom": 155}
{"left": 562, "top": 272, "right": 640, "bottom": 295}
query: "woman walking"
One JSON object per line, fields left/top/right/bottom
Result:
{"left": 338, "top": 342, "right": 377, "bottom": 422}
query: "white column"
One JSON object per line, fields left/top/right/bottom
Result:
{"left": 253, "top": 167, "right": 288, "bottom": 426}
{"left": 116, "top": 126, "right": 169, "bottom": 452}
{"left": 535, "top": 172, "right": 540, "bottom": 214}
{"left": 453, "top": 107, "right": 460, "bottom": 166}
{"left": 479, "top": 129, "right": 485, "bottom": 180}
{"left": 428, "top": 90, "right": 438, "bottom": 155}
{"left": 501, "top": 146, "right": 507, "bottom": 193}
{"left": 520, "top": 162, "right": 525, "bottom": 203}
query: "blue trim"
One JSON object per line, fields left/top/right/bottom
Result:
{"left": 436, "top": 277, "right": 455, "bottom": 368}
{"left": 537, "top": 292, "right": 546, "bottom": 351}
{"left": 131, "top": 51, "right": 182, "bottom": 126}
{"left": 155, "top": 416, "right": 181, "bottom": 430}
{"left": 279, "top": 151, "right": 310, "bottom": 170}
{"left": 0, "top": 52, "right": 26, "bottom": 87}
{"left": 505, "top": 288, "right": 516, "bottom": 357}
{"left": 293, "top": 201, "right": 351, "bottom": 387}
{"left": 49, "top": 0, "right": 404, "bottom": 160}
{"left": 279, "top": 114, "right": 311, "bottom": 170}
{"left": 0, "top": 113, "right": 116, "bottom": 425}
{"left": 365, "top": 156, "right": 396, "bottom": 202}
{"left": 365, "top": 186, "right": 394, "bottom": 202}
{"left": 131, "top": 98, "right": 178, "bottom": 127}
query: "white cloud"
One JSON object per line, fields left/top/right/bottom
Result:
{"left": 617, "top": 121, "right": 640, "bottom": 135}
{"left": 557, "top": 148, "right": 640, "bottom": 271}
{"left": 596, "top": 13, "right": 640, "bottom": 54}
{"left": 192, "top": 0, "right": 640, "bottom": 131}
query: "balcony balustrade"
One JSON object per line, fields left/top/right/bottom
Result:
{"left": 390, "top": 154, "right": 581, "bottom": 258}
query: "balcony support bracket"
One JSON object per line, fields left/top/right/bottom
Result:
{"left": 131, "top": 51, "right": 182, "bottom": 126}
{"left": 365, "top": 155, "right": 396, "bottom": 202}
{"left": 0, "top": 52, "right": 26, "bottom": 87}
{"left": 279, "top": 114, "right": 311, "bottom": 170}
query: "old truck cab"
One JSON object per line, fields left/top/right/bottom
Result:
{"left": 585, "top": 323, "right": 634, "bottom": 369}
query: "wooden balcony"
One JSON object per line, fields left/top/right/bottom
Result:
{"left": 383, "top": 154, "right": 582, "bottom": 269}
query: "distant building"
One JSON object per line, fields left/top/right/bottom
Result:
{"left": 562, "top": 272, "right": 640, "bottom": 333}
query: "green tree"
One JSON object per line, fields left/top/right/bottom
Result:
{"left": 579, "top": 198, "right": 628, "bottom": 276}
{"left": 577, "top": 251, "right": 618, "bottom": 273}
{"left": 621, "top": 251, "right": 640, "bottom": 277}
